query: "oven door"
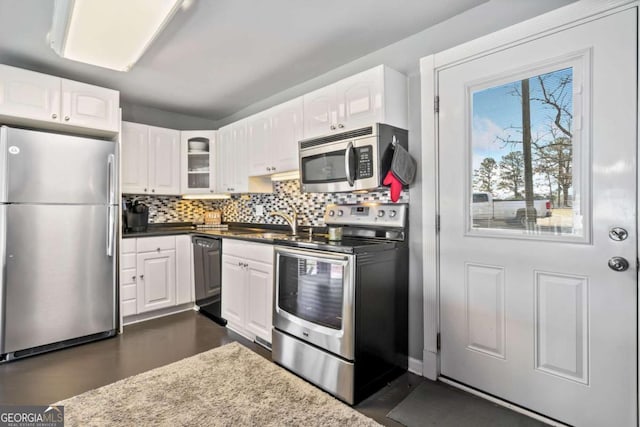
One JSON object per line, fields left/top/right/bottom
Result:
{"left": 299, "top": 137, "right": 379, "bottom": 193}
{"left": 274, "top": 246, "right": 355, "bottom": 360}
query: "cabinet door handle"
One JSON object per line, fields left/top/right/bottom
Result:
{"left": 51, "top": 113, "right": 58, "bottom": 119}
{"left": 156, "top": 247, "right": 161, "bottom": 252}
{"left": 330, "top": 125, "right": 336, "bottom": 130}
{"left": 271, "top": 166, "right": 276, "bottom": 171}
{"left": 338, "top": 123, "right": 344, "bottom": 129}
{"left": 64, "top": 116, "right": 70, "bottom": 121}
{"left": 238, "top": 261, "right": 242, "bottom": 267}
{"left": 144, "top": 188, "right": 148, "bottom": 192}
{"left": 140, "top": 274, "right": 144, "bottom": 280}
{"left": 151, "top": 189, "right": 155, "bottom": 193}
{"left": 132, "top": 276, "right": 136, "bottom": 282}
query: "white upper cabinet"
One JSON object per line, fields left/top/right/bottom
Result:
{"left": 303, "top": 65, "right": 407, "bottom": 139}
{"left": 270, "top": 97, "right": 303, "bottom": 173}
{"left": 217, "top": 121, "right": 249, "bottom": 193}
{"left": 247, "top": 112, "right": 271, "bottom": 176}
{"left": 247, "top": 96, "right": 303, "bottom": 176}
{"left": 121, "top": 122, "right": 149, "bottom": 194}
{"left": 121, "top": 121, "right": 180, "bottom": 195}
{"left": 181, "top": 130, "right": 217, "bottom": 195}
{"left": 61, "top": 79, "right": 119, "bottom": 132}
{"left": 148, "top": 126, "right": 180, "bottom": 195}
{"left": 0, "top": 65, "right": 60, "bottom": 123}
{"left": 0, "top": 64, "right": 119, "bottom": 136}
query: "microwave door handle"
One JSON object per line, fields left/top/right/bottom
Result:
{"left": 345, "top": 141, "right": 355, "bottom": 187}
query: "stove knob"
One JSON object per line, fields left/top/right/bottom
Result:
{"left": 389, "top": 210, "right": 397, "bottom": 218}
{"left": 337, "top": 210, "right": 344, "bottom": 217}
{"left": 378, "top": 211, "right": 385, "bottom": 217}
{"left": 328, "top": 210, "right": 335, "bottom": 217}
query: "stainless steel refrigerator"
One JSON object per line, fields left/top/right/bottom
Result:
{"left": 0, "top": 126, "right": 118, "bottom": 361}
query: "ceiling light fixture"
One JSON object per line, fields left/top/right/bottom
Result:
{"left": 49, "top": 0, "right": 184, "bottom": 71}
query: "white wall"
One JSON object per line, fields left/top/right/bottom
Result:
{"left": 213, "top": 0, "right": 576, "bottom": 363}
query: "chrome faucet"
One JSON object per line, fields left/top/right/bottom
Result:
{"left": 269, "top": 210, "right": 297, "bottom": 235}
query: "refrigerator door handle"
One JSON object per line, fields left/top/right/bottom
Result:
{"left": 107, "top": 154, "right": 115, "bottom": 205}
{"left": 107, "top": 205, "right": 115, "bottom": 257}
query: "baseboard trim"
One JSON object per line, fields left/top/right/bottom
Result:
{"left": 438, "top": 377, "right": 569, "bottom": 427}
{"left": 408, "top": 357, "right": 423, "bottom": 375}
{"left": 123, "top": 304, "right": 195, "bottom": 326}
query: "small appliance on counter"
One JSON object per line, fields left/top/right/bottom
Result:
{"left": 125, "top": 200, "right": 149, "bottom": 232}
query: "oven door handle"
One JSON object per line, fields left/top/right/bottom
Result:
{"left": 344, "top": 141, "right": 355, "bottom": 187}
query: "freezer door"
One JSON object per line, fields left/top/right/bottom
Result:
{"left": 0, "top": 204, "right": 116, "bottom": 354}
{"left": 0, "top": 126, "right": 116, "bottom": 204}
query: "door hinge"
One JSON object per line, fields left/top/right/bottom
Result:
{"left": 436, "top": 332, "right": 441, "bottom": 350}
{"left": 436, "top": 214, "right": 441, "bottom": 233}
{"left": 434, "top": 96, "right": 440, "bottom": 113}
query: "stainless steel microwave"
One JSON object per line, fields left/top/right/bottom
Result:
{"left": 298, "top": 123, "right": 408, "bottom": 193}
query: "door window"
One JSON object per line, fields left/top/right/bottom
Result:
{"left": 468, "top": 57, "right": 588, "bottom": 241}
{"left": 301, "top": 150, "right": 347, "bottom": 183}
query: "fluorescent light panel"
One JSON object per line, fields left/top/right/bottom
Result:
{"left": 182, "top": 194, "right": 231, "bottom": 200}
{"left": 51, "top": 0, "right": 182, "bottom": 71}
{"left": 271, "top": 171, "right": 300, "bottom": 182}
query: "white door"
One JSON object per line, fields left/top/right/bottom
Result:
{"left": 438, "top": 9, "right": 636, "bottom": 427}
{"left": 335, "top": 66, "right": 382, "bottom": 131}
{"left": 230, "top": 122, "right": 249, "bottom": 192}
{"left": 61, "top": 79, "right": 119, "bottom": 132}
{"left": 271, "top": 97, "right": 303, "bottom": 173}
{"left": 148, "top": 126, "right": 180, "bottom": 195}
{"left": 221, "top": 254, "right": 246, "bottom": 330}
{"left": 121, "top": 121, "right": 149, "bottom": 194}
{"left": 137, "top": 250, "right": 176, "bottom": 313}
{"left": 247, "top": 112, "right": 272, "bottom": 176}
{"left": 303, "top": 85, "right": 337, "bottom": 139}
{"left": 0, "top": 65, "right": 60, "bottom": 123}
{"left": 245, "top": 260, "right": 273, "bottom": 343}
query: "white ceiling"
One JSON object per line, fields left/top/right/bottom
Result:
{"left": 0, "top": 0, "right": 487, "bottom": 122}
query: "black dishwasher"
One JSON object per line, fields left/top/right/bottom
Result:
{"left": 192, "top": 236, "right": 226, "bottom": 326}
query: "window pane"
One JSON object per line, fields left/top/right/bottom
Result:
{"left": 470, "top": 67, "right": 582, "bottom": 237}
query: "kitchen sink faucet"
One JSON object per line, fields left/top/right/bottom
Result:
{"left": 269, "top": 209, "right": 297, "bottom": 235}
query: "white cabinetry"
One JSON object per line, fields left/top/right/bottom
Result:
{"left": 119, "top": 235, "right": 193, "bottom": 320}
{"left": 216, "top": 121, "right": 248, "bottom": 193}
{"left": 121, "top": 121, "right": 180, "bottom": 195}
{"left": 181, "top": 130, "right": 217, "bottom": 194}
{"left": 303, "top": 65, "right": 407, "bottom": 139}
{"left": 0, "top": 64, "right": 119, "bottom": 135}
{"left": 248, "top": 97, "right": 303, "bottom": 176}
{"left": 221, "top": 239, "right": 274, "bottom": 344}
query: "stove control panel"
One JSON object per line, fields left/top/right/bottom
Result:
{"left": 324, "top": 203, "right": 407, "bottom": 228}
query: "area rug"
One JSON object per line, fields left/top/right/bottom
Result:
{"left": 56, "top": 342, "right": 379, "bottom": 426}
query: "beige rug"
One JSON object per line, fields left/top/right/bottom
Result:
{"left": 56, "top": 342, "right": 379, "bottom": 426}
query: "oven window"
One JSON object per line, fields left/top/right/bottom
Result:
{"left": 278, "top": 255, "right": 344, "bottom": 330}
{"left": 301, "top": 150, "right": 347, "bottom": 183}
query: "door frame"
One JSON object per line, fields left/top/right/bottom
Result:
{"left": 420, "top": 0, "right": 639, "bottom": 409}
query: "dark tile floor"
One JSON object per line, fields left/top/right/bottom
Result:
{"left": 0, "top": 311, "right": 418, "bottom": 426}
{"left": 1, "top": 311, "right": 545, "bottom": 426}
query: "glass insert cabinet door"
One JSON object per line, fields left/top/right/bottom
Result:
{"left": 469, "top": 59, "right": 587, "bottom": 241}
{"left": 277, "top": 251, "right": 348, "bottom": 330}
{"left": 186, "top": 136, "right": 211, "bottom": 190}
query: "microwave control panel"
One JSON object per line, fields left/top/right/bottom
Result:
{"left": 355, "top": 146, "right": 373, "bottom": 179}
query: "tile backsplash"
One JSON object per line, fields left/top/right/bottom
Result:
{"left": 123, "top": 180, "right": 409, "bottom": 227}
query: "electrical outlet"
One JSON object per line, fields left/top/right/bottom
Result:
{"left": 255, "top": 205, "right": 264, "bottom": 217}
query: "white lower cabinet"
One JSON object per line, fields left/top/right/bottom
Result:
{"left": 221, "top": 239, "right": 274, "bottom": 344}
{"left": 119, "top": 235, "right": 193, "bottom": 320}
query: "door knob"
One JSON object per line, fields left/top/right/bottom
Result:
{"left": 51, "top": 113, "right": 58, "bottom": 119}
{"left": 330, "top": 125, "right": 336, "bottom": 130}
{"left": 338, "top": 123, "right": 344, "bottom": 129}
{"left": 609, "top": 227, "right": 628, "bottom": 241}
{"left": 140, "top": 274, "right": 144, "bottom": 279}
{"left": 64, "top": 116, "right": 70, "bottom": 121}
{"left": 608, "top": 257, "right": 630, "bottom": 272}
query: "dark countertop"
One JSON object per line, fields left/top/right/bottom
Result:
{"left": 122, "top": 223, "right": 397, "bottom": 254}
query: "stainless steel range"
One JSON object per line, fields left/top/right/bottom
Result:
{"left": 272, "top": 203, "right": 408, "bottom": 404}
